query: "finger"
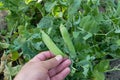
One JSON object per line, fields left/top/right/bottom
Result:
{"left": 43, "top": 55, "right": 63, "bottom": 70}
{"left": 51, "top": 67, "right": 70, "bottom": 80}
{"left": 49, "top": 59, "right": 71, "bottom": 77}
{"left": 30, "top": 51, "right": 54, "bottom": 62}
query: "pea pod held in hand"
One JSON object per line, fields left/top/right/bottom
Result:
{"left": 60, "top": 24, "right": 76, "bottom": 59}
{"left": 41, "top": 30, "right": 67, "bottom": 57}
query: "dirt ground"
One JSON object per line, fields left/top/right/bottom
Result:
{"left": 0, "top": 11, "right": 120, "bottom": 80}
{"left": 106, "top": 59, "right": 120, "bottom": 80}
{"left": 0, "top": 11, "right": 7, "bottom": 30}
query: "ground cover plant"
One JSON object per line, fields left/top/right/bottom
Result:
{"left": 0, "top": 0, "right": 120, "bottom": 80}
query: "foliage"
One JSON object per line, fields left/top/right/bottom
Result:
{"left": 0, "top": 0, "right": 120, "bottom": 80}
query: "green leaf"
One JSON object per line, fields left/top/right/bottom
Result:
{"left": 83, "top": 63, "right": 90, "bottom": 77}
{"left": 83, "top": 33, "right": 92, "bottom": 40}
{"left": 13, "top": 37, "right": 26, "bottom": 50}
{"left": 92, "top": 70, "right": 105, "bottom": 80}
{"left": 115, "top": 0, "right": 120, "bottom": 16}
{"left": 80, "top": 15, "right": 99, "bottom": 33}
{"left": 22, "top": 41, "right": 36, "bottom": 59}
{"left": 116, "top": 39, "right": 120, "bottom": 46}
{"left": 0, "top": 42, "right": 10, "bottom": 49}
{"left": 73, "top": 31, "right": 80, "bottom": 39}
{"left": 37, "top": 16, "right": 53, "bottom": 28}
{"left": 80, "top": 15, "right": 91, "bottom": 27}
{"left": 11, "top": 51, "right": 19, "bottom": 61}
{"left": 4, "top": 62, "right": 22, "bottom": 77}
{"left": 95, "top": 60, "right": 109, "bottom": 72}
{"left": 68, "top": 0, "right": 81, "bottom": 15}
{"left": 52, "top": 5, "right": 66, "bottom": 18}
{"left": 25, "top": 0, "right": 34, "bottom": 4}
{"left": 0, "top": 2, "right": 3, "bottom": 7}
{"left": 115, "top": 29, "right": 120, "bottom": 33}
{"left": 77, "top": 55, "right": 93, "bottom": 77}
{"left": 68, "top": 0, "right": 81, "bottom": 21}
{"left": 45, "top": 1, "right": 57, "bottom": 12}
{"left": 29, "top": 33, "right": 43, "bottom": 51}
{"left": 86, "top": 19, "right": 98, "bottom": 33}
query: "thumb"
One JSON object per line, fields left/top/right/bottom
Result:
{"left": 43, "top": 55, "right": 63, "bottom": 70}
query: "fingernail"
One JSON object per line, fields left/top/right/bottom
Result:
{"left": 55, "top": 55, "right": 63, "bottom": 61}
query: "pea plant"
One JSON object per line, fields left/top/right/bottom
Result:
{"left": 0, "top": 0, "right": 120, "bottom": 80}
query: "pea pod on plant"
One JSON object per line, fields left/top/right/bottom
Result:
{"left": 60, "top": 24, "right": 76, "bottom": 59}
{"left": 41, "top": 30, "right": 67, "bottom": 57}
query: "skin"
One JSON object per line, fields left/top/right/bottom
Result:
{"left": 14, "top": 51, "right": 71, "bottom": 80}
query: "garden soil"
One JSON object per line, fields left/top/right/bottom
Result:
{"left": 106, "top": 59, "right": 120, "bottom": 80}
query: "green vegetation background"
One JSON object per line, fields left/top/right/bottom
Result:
{"left": 0, "top": 0, "right": 120, "bottom": 80}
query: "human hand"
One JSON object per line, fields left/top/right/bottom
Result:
{"left": 14, "top": 51, "right": 71, "bottom": 80}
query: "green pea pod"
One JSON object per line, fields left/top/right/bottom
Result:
{"left": 60, "top": 24, "right": 76, "bottom": 59}
{"left": 41, "top": 30, "right": 67, "bottom": 57}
